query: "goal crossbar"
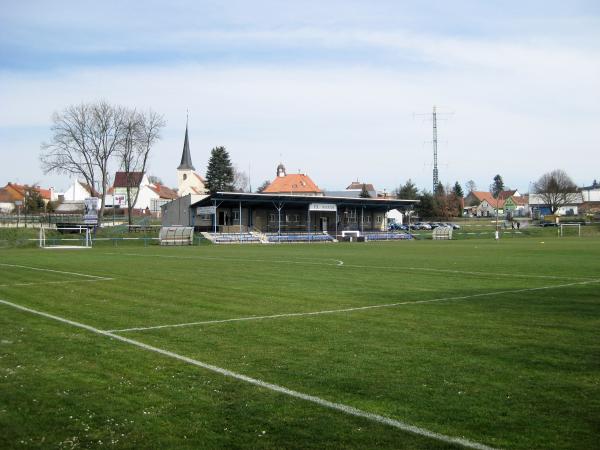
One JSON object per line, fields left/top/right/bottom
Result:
{"left": 559, "top": 223, "right": 581, "bottom": 237}
{"left": 39, "top": 226, "right": 93, "bottom": 249}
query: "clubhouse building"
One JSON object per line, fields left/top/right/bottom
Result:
{"left": 162, "top": 190, "right": 416, "bottom": 236}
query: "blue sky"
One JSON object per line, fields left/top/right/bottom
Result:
{"left": 1, "top": 1, "right": 599, "bottom": 193}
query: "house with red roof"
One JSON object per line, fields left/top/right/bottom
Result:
{"left": 262, "top": 163, "right": 323, "bottom": 196}
{"left": 0, "top": 182, "right": 56, "bottom": 212}
{"left": 111, "top": 172, "right": 177, "bottom": 216}
{"left": 464, "top": 191, "right": 504, "bottom": 217}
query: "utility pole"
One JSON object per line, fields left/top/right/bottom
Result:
{"left": 432, "top": 106, "right": 438, "bottom": 193}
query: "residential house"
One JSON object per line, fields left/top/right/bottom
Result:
{"left": 464, "top": 191, "right": 503, "bottom": 217}
{"left": 63, "top": 180, "right": 99, "bottom": 201}
{"left": 0, "top": 182, "right": 56, "bottom": 212}
{"left": 580, "top": 180, "right": 600, "bottom": 216}
{"left": 502, "top": 195, "right": 529, "bottom": 217}
{"left": 529, "top": 192, "right": 583, "bottom": 217}
{"left": 345, "top": 181, "right": 377, "bottom": 198}
{"left": 111, "top": 172, "right": 178, "bottom": 216}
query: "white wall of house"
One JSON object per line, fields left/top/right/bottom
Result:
{"left": 63, "top": 181, "right": 92, "bottom": 201}
{"left": 581, "top": 188, "right": 600, "bottom": 202}
{"left": 0, "top": 202, "right": 14, "bottom": 213}
{"left": 476, "top": 200, "right": 498, "bottom": 217}
{"left": 529, "top": 193, "right": 583, "bottom": 216}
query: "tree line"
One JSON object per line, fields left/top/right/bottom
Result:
{"left": 395, "top": 169, "right": 579, "bottom": 219}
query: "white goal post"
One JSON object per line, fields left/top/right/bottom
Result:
{"left": 39, "top": 226, "right": 93, "bottom": 249}
{"left": 559, "top": 223, "right": 581, "bottom": 237}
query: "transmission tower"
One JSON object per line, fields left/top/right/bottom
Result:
{"left": 432, "top": 106, "right": 438, "bottom": 192}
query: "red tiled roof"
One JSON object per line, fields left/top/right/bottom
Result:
{"left": 512, "top": 195, "right": 528, "bottom": 206}
{"left": 262, "top": 174, "right": 321, "bottom": 194}
{"left": 150, "top": 184, "right": 178, "bottom": 199}
{"left": 1, "top": 183, "right": 52, "bottom": 201}
{"left": 471, "top": 191, "right": 505, "bottom": 208}
{"left": 0, "top": 189, "right": 15, "bottom": 202}
{"left": 498, "top": 190, "right": 517, "bottom": 200}
{"left": 193, "top": 172, "right": 206, "bottom": 183}
{"left": 37, "top": 188, "right": 52, "bottom": 200}
{"left": 113, "top": 172, "right": 144, "bottom": 188}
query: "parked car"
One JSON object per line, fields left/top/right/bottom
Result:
{"left": 388, "top": 223, "right": 407, "bottom": 231}
{"left": 416, "top": 222, "right": 432, "bottom": 230}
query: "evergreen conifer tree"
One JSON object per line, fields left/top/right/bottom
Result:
{"left": 452, "top": 181, "right": 464, "bottom": 198}
{"left": 205, "top": 146, "right": 235, "bottom": 193}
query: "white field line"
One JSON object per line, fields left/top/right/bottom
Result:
{"left": 0, "top": 263, "right": 110, "bottom": 280}
{"left": 102, "top": 252, "right": 591, "bottom": 281}
{"left": 0, "top": 298, "right": 497, "bottom": 450}
{"left": 0, "top": 279, "right": 113, "bottom": 288}
{"left": 107, "top": 279, "right": 600, "bottom": 333}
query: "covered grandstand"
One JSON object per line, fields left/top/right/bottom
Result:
{"left": 162, "top": 192, "right": 417, "bottom": 242}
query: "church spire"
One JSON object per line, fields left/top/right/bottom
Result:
{"left": 177, "top": 120, "right": 195, "bottom": 171}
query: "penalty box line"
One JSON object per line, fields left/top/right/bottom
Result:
{"left": 0, "top": 298, "right": 497, "bottom": 450}
{"left": 107, "top": 278, "right": 600, "bottom": 333}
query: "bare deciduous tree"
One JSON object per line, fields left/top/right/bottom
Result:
{"left": 533, "top": 169, "right": 579, "bottom": 214}
{"left": 233, "top": 166, "right": 250, "bottom": 192}
{"left": 41, "top": 103, "right": 97, "bottom": 194}
{"left": 41, "top": 101, "right": 126, "bottom": 223}
{"left": 118, "top": 109, "right": 165, "bottom": 224}
{"left": 465, "top": 180, "right": 477, "bottom": 194}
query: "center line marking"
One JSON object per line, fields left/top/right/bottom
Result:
{"left": 0, "top": 298, "right": 497, "bottom": 450}
{"left": 106, "top": 279, "right": 600, "bottom": 333}
{"left": 101, "top": 252, "right": 591, "bottom": 281}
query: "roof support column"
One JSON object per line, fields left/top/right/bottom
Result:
{"left": 213, "top": 199, "right": 217, "bottom": 233}
{"left": 307, "top": 207, "right": 311, "bottom": 242}
{"left": 335, "top": 208, "right": 338, "bottom": 240}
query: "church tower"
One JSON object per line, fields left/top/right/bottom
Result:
{"left": 177, "top": 120, "right": 207, "bottom": 196}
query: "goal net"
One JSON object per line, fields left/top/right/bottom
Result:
{"left": 559, "top": 223, "right": 581, "bottom": 237}
{"left": 39, "top": 226, "right": 93, "bottom": 249}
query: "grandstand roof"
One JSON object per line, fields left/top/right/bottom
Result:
{"left": 191, "top": 191, "right": 417, "bottom": 209}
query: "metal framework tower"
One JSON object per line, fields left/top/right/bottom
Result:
{"left": 432, "top": 106, "right": 439, "bottom": 192}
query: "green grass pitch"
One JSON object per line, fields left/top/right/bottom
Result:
{"left": 1, "top": 237, "right": 599, "bottom": 449}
